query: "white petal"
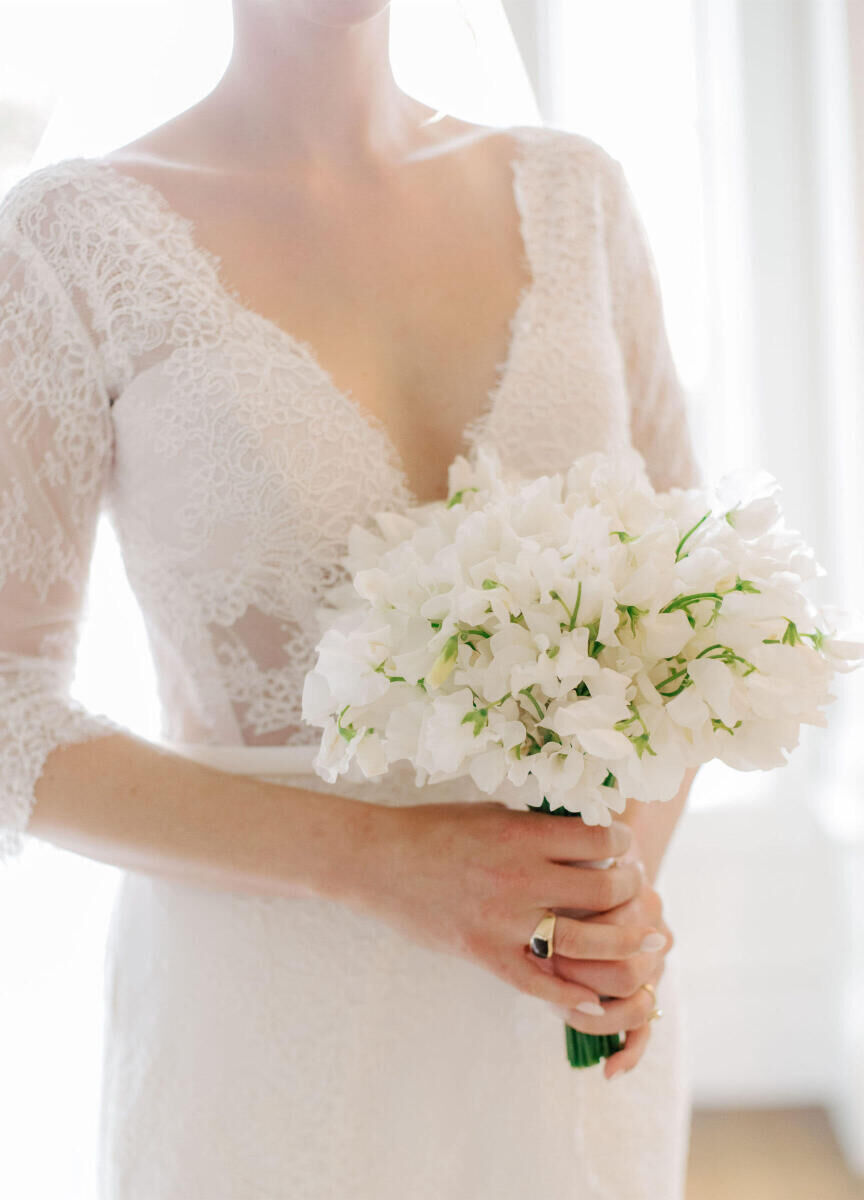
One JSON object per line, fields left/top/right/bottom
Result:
{"left": 665, "top": 687, "right": 710, "bottom": 730}
{"left": 577, "top": 728, "right": 635, "bottom": 759}
{"left": 638, "top": 611, "right": 693, "bottom": 659}
{"left": 468, "top": 749, "right": 509, "bottom": 794}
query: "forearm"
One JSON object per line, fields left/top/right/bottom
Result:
{"left": 25, "top": 730, "right": 383, "bottom": 905}
{"left": 620, "top": 767, "right": 698, "bottom": 887}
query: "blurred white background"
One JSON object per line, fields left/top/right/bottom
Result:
{"left": 0, "top": 1, "right": 862, "bottom": 1196}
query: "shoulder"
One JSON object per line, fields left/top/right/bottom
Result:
{"left": 0, "top": 158, "right": 124, "bottom": 298}
{"left": 0, "top": 156, "right": 165, "bottom": 260}
{"left": 515, "top": 124, "right": 624, "bottom": 181}
{"left": 509, "top": 125, "right": 635, "bottom": 253}
{"left": 510, "top": 124, "right": 630, "bottom": 221}
{"left": 1, "top": 158, "right": 95, "bottom": 239}
{"left": 0, "top": 156, "right": 177, "bottom": 331}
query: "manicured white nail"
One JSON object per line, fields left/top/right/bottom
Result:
{"left": 640, "top": 932, "right": 666, "bottom": 953}
{"left": 575, "top": 1001, "right": 605, "bottom": 1016}
{"left": 610, "top": 1068, "right": 628, "bottom": 1081}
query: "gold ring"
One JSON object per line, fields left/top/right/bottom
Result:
{"left": 640, "top": 982, "right": 662, "bottom": 1020}
{"left": 529, "top": 911, "right": 556, "bottom": 959}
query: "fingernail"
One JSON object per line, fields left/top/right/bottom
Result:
{"left": 640, "top": 932, "right": 666, "bottom": 953}
{"left": 609, "top": 1068, "right": 628, "bottom": 1081}
{"left": 575, "top": 1001, "right": 605, "bottom": 1016}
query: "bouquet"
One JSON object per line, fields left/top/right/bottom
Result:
{"left": 302, "top": 445, "right": 862, "bottom": 1068}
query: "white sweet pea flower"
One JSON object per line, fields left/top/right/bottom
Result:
{"left": 426, "top": 634, "right": 461, "bottom": 689}
{"left": 712, "top": 717, "right": 800, "bottom": 770}
{"left": 576, "top": 727, "right": 635, "bottom": 759}
{"left": 477, "top": 625, "right": 536, "bottom": 699}
{"left": 493, "top": 718, "right": 528, "bottom": 751}
{"left": 383, "top": 699, "right": 426, "bottom": 764}
{"left": 354, "top": 730, "right": 389, "bottom": 778}
{"left": 821, "top": 636, "right": 864, "bottom": 671}
{"left": 716, "top": 468, "right": 783, "bottom": 538}
{"left": 313, "top": 718, "right": 357, "bottom": 783}
{"left": 665, "top": 687, "right": 711, "bottom": 730}
{"left": 415, "top": 689, "right": 493, "bottom": 774}
{"left": 309, "top": 621, "right": 391, "bottom": 710}
{"left": 616, "top": 750, "right": 687, "bottom": 805}
{"left": 524, "top": 746, "right": 586, "bottom": 797}
{"left": 301, "top": 668, "right": 337, "bottom": 727}
{"left": 468, "top": 747, "right": 510, "bottom": 794}
{"left": 686, "top": 657, "right": 743, "bottom": 727}
{"left": 628, "top": 611, "right": 693, "bottom": 660}
{"left": 449, "top": 586, "right": 496, "bottom": 626}
{"left": 375, "top": 510, "right": 421, "bottom": 544}
{"left": 545, "top": 689, "right": 630, "bottom": 741}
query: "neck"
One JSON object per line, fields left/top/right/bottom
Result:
{"left": 199, "top": 2, "right": 430, "bottom": 170}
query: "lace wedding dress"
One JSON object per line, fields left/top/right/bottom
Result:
{"left": 0, "top": 124, "right": 700, "bottom": 1199}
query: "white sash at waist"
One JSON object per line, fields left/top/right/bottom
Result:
{"left": 160, "top": 741, "right": 319, "bottom": 781}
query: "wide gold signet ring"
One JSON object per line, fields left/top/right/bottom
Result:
{"left": 528, "top": 911, "right": 556, "bottom": 959}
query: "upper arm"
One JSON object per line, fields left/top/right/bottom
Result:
{"left": 601, "top": 152, "right": 702, "bottom": 492}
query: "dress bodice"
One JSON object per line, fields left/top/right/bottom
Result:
{"left": 0, "top": 123, "right": 699, "bottom": 857}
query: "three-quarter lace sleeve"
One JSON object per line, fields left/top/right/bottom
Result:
{"left": 0, "top": 206, "right": 121, "bottom": 861}
{"left": 604, "top": 155, "right": 702, "bottom": 491}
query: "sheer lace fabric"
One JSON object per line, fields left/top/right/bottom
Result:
{"left": 0, "top": 124, "right": 699, "bottom": 859}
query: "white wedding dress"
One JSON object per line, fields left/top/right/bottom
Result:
{"left": 0, "top": 124, "right": 700, "bottom": 1199}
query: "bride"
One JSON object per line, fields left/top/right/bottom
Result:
{"left": 0, "top": 1, "right": 701, "bottom": 1196}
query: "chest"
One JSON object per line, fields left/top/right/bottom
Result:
{"left": 106, "top": 136, "right": 633, "bottom": 540}
{"left": 127, "top": 152, "right": 535, "bottom": 503}
{"left": 226, "top": 219, "right": 529, "bottom": 493}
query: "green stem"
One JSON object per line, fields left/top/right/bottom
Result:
{"left": 675, "top": 511, "right": 711, "bottom": 561}
{"left": 660, "top": 591, "right": 724, "bottom": 614}
{"left": 519, "top": 685, "right": 546, "bottom": 721}
{"left": 549, "top": 582, "right": 583, "bottom": 631}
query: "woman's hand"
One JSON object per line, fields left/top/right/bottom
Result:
{"left": 344, "top": 798, "right": 669, "bottom": 1021}
{"left": 539, "top": 835, "right": 675, "bottom": 1080}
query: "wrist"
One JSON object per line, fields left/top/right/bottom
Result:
{"left": 288, "top": 784, "right": 400, "bottom": 910}
{"left": 617, "top": 802, "right": 658, "bottom": 887}
{"left": 617, "top": 825, "right": 656, "bottom": 888}
{"left": 618, "top": 767, "right": 699, "bottom": 889}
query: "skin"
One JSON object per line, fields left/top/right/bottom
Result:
{"left": 30, "top": 0, "right": 699, "bottom": 1081}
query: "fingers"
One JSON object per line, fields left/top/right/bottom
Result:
{"left": 551, "top": 943, "right": 667, "bottom": 1000}
{"left": 526, "top": 815, "right": 632, "bottom": 862}
{"left": 579, "top": 884, "right": 664, "bottom": 928}
{"left": 554, "top": 971, "right": 661, "bottom": 1037}
{"left": 540, "top": 912, "right": 665, "bottom": 963}
{"left": 540, "top": 859, "right": 644, "bottom": 913}
{"left": 553, "top": 963, "right": 664, "bottom": 1080}
{"left": 511, "top": 945, "right": 606, "bottom": 1012}
{"left": 604, "top": 1021, "right": 653, "bottom": 1080}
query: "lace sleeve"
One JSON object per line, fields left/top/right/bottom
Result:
{"left": 0, "top": 206, "right": 121, "bottom": 862}
{"left": 603, "top": 155, "right": 702, "bottom": 491}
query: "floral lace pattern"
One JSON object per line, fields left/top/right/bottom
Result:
{"left": 0, "top": 124, "right": 699, "bottom": 859}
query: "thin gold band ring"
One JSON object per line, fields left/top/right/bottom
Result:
{"left": 640, "top": 981, "right": 663, "bottom": 1021}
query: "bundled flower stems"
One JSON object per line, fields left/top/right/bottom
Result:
{"left": 303, "top": 446, "right": 862, "bottom": 1068}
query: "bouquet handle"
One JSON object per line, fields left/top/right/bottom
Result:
{"left": 555, "top": 855, "right": 624, "bottom": 1067}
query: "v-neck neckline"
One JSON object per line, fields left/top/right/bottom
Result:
{"left": 69, "top": 124, "right": 545, "bottom": 505}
